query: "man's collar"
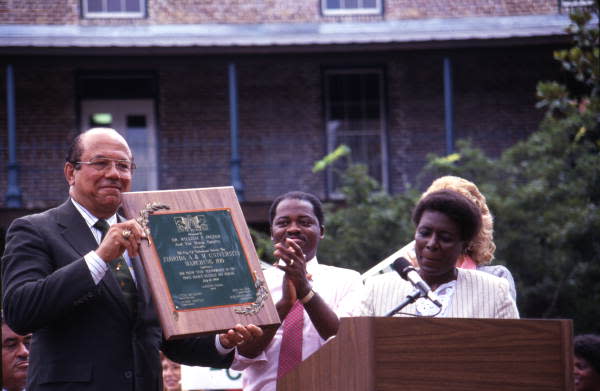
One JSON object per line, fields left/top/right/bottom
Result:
{"left": 306, "top": 256, "right": 319, "bottom": 272}
{"left": 70, "top": 198, "right": 117, "bottom": 227}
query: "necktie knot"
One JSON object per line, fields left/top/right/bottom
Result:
{"left": 93, "top": 219, "right": 110, "bottom": 241}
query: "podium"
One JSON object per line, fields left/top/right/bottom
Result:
{"left": 277, "top": 317, "right": 573, "bottom": 391}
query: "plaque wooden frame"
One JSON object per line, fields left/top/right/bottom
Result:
{"left": 121, "top": 186, "right": 280, "bottom": 340}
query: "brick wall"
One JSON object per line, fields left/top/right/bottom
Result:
{"left": 451, "top": 47, "right": 561, "bottom": 155}
{"left": 236, "top": 57, "right": 325, "bottom": 200}
{"left": 386, "top": 46, "right": 562, "bottom": 192}
{"left": 0, "top": 0, "right": 557, "bottom": 24}
{"left": 0, "top": 45, "right": 563, "bottom": 211}
{"left": 0, "top": 63, "right": 76, "bottom": 209}
{"left": 387, "top": 51, "right": 447, "bottom": 191}
{"left": 385, "top": 0, "right": 556, "bottom": 19}
{"left": 157, "top": 56, "right": 325, "bottom": 201}
{"left": 158, "top": 61, "right": 231, "bottom": 191}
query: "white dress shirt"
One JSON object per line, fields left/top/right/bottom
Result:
{"left": 231, "top": 257, "right": 364, "bottom": 391}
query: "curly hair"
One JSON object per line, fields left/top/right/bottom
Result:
{"left": 421, "top": 176, "right": 495, "bottom": 265}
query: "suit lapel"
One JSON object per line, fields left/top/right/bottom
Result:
{"left": 103, "top": 267, "right": 135, "bottom": 321}
{"left": 55, "top": 200, "right": 98, "bottom": 257}
{"left": 131, "top": 255, "right": 152, "bottom": 309}
{"left": 56, "top": 200, "right": 134, "bottom": 320}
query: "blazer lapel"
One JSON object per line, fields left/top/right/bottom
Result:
{"left": 56, "top": 200, "right": 134, "bottom": 320}
{"left": 131, "top": 255, "right": 152, "bottom": 309}
{"left": 55, "top": 200, "right": 98, "bottom": 258}
{"left": 102, "top": 268, "right": 135, "bottom": 321}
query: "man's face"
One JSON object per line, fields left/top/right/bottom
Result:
{"left": 574, "top": 355, "right": 600, "bottom": 391}
{"left": 271, "top": 198, "right": 324, "bottom": 261}
{"left": 65, "top": 129, "right": 133, "bottom": 218}
{"left": 2, "top": 324, "right": 31, "bottom": 390}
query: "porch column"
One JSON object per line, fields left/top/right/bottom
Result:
{"left": 443, "top": 57, "right": 455, "bottom": 155}
{"left": 5, "top": 64, "right": 22, "bottom": 207}
{"left": 228, "top": 62, "right": 244, "bottom": 201}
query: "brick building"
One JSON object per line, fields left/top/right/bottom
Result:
{"left": 0, "top": 0, "right": 584, "bottom": 232}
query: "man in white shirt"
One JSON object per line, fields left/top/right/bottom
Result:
{"left": 2, "top": 312, "right": 30, "bottom": 391}
{"left": 231, "top": 191, "right": 364, "bottom": 391}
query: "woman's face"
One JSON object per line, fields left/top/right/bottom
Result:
{"left": 162, "top": 357, "right": 182, "bottom": 391}
{"left": 414, "top": 210, "right": 465, "bottom": 285}
{"left": 574, "top": 355, "right": 600, "bottom": 391}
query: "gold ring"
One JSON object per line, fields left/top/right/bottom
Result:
{"left": 122, "top": 230, "right": 132, "bottom": 239}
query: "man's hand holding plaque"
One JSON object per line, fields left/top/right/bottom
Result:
{"left": 95, "top": 219, "right": 146, "bottom": 261}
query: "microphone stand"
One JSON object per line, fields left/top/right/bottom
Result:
{"left": 384, "top": 289, "right": 422, "bottom": 317}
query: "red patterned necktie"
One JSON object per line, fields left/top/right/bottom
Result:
{"left": 277, "top": 300, "right": 304, "bottom": 378}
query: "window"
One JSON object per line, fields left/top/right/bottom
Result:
{"left": 82, "top": 0, "right": 145, "bottom": 18}
{"left": 559, "top": 0, "right": 595, "bottom": 13}
{"left": 322, "top": 0, "right": 382, "bottom": 15}
{"left": 323, "top": 69, "right": 388, "bottom": 197}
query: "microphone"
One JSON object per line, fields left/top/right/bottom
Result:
{"left": 392, "top": 257, "right": 442, "bottom": 308}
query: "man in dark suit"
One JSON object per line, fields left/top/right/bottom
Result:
{"left": 1, "top": 128, "right": 260, "bottom": 390}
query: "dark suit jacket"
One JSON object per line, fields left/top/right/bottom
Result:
{"left": 1, "top": 200, "right": 232, "bottom": 391}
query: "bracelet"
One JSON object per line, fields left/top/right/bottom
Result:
{"left": 300, "top": 290, "right": 315, "bottom": 304}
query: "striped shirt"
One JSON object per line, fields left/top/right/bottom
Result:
{"left": 360, "top": 268, "right": 518, "bottom": 319}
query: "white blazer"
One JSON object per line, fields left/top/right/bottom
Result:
{"left": 360, "top": 268, "right": 519, "bottom": 319}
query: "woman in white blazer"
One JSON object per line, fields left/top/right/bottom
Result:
{"left": 361, "top": 190, "right": 518, "bottom": 319}
{"left": 395, "top": 175, "right": 516, "bottom": 300}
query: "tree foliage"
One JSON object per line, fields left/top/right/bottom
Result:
{"left": 251, "top": 5, "right": 599, "bottom": 333}
{"left": 423, "top": 4, "right": 600, "bottom": 333}
{"left": 317, "top": 164, "right": 417, "bottom": 272}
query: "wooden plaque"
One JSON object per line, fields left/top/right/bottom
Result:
{"left": 121, "top": 186, "right": 280, "bottom": 340}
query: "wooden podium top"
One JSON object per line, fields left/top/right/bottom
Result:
{"left": 277, "top": 317, "right": 573, "bottom": 391}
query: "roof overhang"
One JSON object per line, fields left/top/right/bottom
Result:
{"left": 0, "top": 14, "right": 574, "bottom": 55}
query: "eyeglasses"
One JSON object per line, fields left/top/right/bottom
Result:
{"left": 74, "top": 158, "right": 136, "bottom": 173}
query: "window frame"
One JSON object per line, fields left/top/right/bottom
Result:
{"left": 559, "top": 0, "right": 595, "bottom": 13}
{"left": 321, "top": 0, "right": 383, "bottom": 16}
{"left": 323, "top": 67, "right": 389, "bottom": 198}
{"left": 82, "top": 0, "right": 146, "bottom": 19}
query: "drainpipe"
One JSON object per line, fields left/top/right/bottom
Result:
{"left": 5, "top": 64, "right": 22, "bottom": 207}
{"left": 228, "top": 62, "right": 244, "bottom": 201}
{"left": 443, "top": 57, "right": 454, "bottom": 155}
